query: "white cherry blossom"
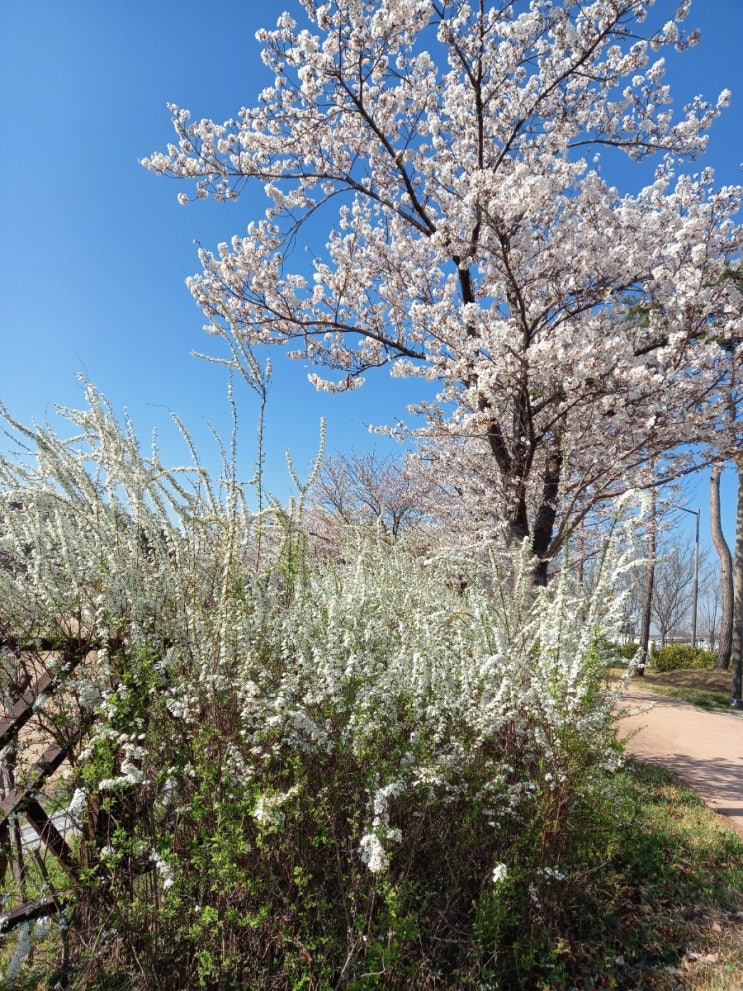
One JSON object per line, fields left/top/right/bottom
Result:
{"left": 142, "top": 0, "right": 743, "bottom": 580}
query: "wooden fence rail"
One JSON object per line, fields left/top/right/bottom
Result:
{"left": 0, "top": 638, "right": 102, "bottom": 935}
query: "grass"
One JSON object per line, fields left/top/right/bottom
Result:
{"left": 639, "top": 668, "right": 743, "bottom": 713}
{"left": 573, "top": 760, "right": 743, "bottom": 991}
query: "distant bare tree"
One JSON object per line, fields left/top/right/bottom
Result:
{"left": 698, "top": 571, "right": 722, "bottom": 652}
{"left": 652, "top": 536, "right": 705, "bottom": 647}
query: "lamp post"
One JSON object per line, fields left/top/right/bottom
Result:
{"left": 678, "top": 506, "right": 700, "bottom": 649}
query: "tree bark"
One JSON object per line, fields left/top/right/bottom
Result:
{"left": 531, "top": 431, "right": 563, "bottom": 586}
{"left": 710, "top": 464, "right": 733, "bottom": 669}
{"left": 731, "top": 463, "right": 743, "bottom": 704}
{"left": 637, "top": 488, "right": 657, "bottom": 675}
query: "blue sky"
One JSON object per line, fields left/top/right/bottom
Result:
{"left": 0, "top": 0, "right": 741, "bottom": 553}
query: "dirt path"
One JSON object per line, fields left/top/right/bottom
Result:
{"left": 616, "top": 683, "right": 743, "bottom": 839}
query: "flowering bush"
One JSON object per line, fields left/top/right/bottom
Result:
{"left": 0, "top": 388, "right": 641, "bottom": 989}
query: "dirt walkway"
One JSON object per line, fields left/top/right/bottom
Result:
{"left": 616, "top": 683, "right": 743, "bottom": 839}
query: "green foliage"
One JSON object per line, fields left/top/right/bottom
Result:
{"left": 650, "top": 643, "right": 717, "bottom": 672}
{"left": 614, "top": 641, "right": 641, "bottom": 661}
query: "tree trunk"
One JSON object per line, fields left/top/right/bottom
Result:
{"left": 731, "top": 463, "right": 743, "bottom": 705}
{"left": 710, "top": 464, "right": 733, "bottom": 669}
{"left": 637, "top": 489, "right": 657, "bottom": 675}
{"left": 531, "top": 433, "right": 563, "bottom": 586}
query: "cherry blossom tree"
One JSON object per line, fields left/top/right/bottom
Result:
{"left": 308, "top": 449, "right": 435, "bottom": 541}
{"left": 143, "top": 0, "right": 743, "bottom": 583}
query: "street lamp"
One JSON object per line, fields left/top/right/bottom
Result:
{"left": 677, "top": 506, "right": 700, "bottom": 649}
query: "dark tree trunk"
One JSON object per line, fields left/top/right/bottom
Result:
{"left": 485, "top": 391, "right": 563, "bottom": 587}
{"left": 710, "top": 464, "right": 733, "bottom": 669}
{"left": 530, "top": 434, "right": 562, "bottom": 586}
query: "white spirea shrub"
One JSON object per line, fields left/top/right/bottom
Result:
{"left": 0, "top": 384, "right": 639, "bottom": 881}
{"left": 234, "top": 521, "right": 639, "bottom": 867}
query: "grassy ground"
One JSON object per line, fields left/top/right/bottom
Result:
{"left": 595, "top": 666, "right": 743, "bottom": 989}
{"left": 569, "top": 760, "right": 743, "bottom": 991}
{"left": 639, "top": 668, "right": 743, "bottom": 714}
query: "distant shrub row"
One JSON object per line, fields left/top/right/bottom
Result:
{"left": 650, "top": 643, "right": 717, "bottom": 672}
{"left": 613, "top": 642, "right": 641, "bottom": 661}
{"left": 611, "top": 642, "right": 716, "bottom": 672}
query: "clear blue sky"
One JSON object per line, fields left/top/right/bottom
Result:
{"left": 0, "top": 1, "right": 741, "bottom": 549}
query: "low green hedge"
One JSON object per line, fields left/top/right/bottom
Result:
{"left": 649, "top": 643, "right": 716, "bottom": 672}
{"left": 614, "top": 642, "right": 641, "bottom": 661}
